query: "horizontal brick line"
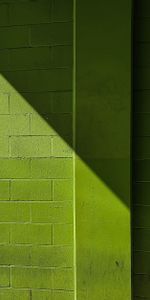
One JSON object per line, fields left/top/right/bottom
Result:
{"left": 0, "top": 201, "right": 73, "bottom": 203}
{"left": 133, "top": 112, "right": 150, "bottom": 114}
{"left": 0, "top": 287, "right": 74, "bottom": 292}
{"left": 134, "top": 158, "right": 150, "bottom": 161}
{"left": 0, "top": 66, "right": 73, "bottom": 72}
{"left": 0, "top": 243, "right": 73, "bottom": 247}
{"left": 0, "top": 44, "right": 73, "bottom": 51}
{"left": 0, "top": 20, "right": 73, "bottom": 29}
{"left": 0, "top": 244, "right": 73, "bottom": 249}
{"left": 133, "top": 249, "right": 150, "bottom": 253}
{"left": 135, "top": 17, "right": 150, "bottom": 20}
{"left": 17, "top": 89, "right": 72, "bottom": 93}
{"left": 1, "top": 66, "right": 72, "bottom": 72}
{"left": 0, "top": 157, "right": 72, "bottom": 160}
{"left": 133, "top": 272, "right": 148, "bottom": 276}
{"left": 133, "top": 204, "right": 150, "bottom": 207}
{"left": 133, "top": 227, "right": 150, "bottom": 230}
{"left": 134, "top": 89, "right": 150, "bottom": 91}
{"left": 0, "top": 113, "right": 72, "bottom": 116}
{"left": 9, "top": 89, "right": 73, "bottom": 93}
{"left": 134, "top": 41, "right": 150, "bottom": 44}
{"left": 7, "top": 157, "right": 72, "bottom": 159}
{"left": 0, "top": 222, "right": 73, "bottom": 225}
{"left": 0, "top": 265, "right": 73, "bottom": 270}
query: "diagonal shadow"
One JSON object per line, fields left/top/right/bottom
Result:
{"left": 0, "top": 0, "right": 130, "bottom": 209}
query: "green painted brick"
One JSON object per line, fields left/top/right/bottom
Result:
{"left": 52, "top": 45, "right": 73, "bottom": 67}
{"left": 11, "top": 224, "right": 52, "bottom": 245}
{"left": 0, "top": 203, "right": 30, "bottom": 222}
{"left": 52, "top": 92, "right": 72, "bottom": 113}
{"left": 0, "top": 159, "right": 30, "bottom": 179}
{"left": 3, "top": 69, "right": 72, "bottom": 92}
{"left": 11, "top": 180, "right": 52, "bottom": 201}
{"left": 0, "top": 115, "right": 30, "bottom": 136}
{"left": 133, "top": 274, "right": 150, "bottom": 298}
{"left": 0, "top": 4, "right": 9, "bottom": 26}
{"left": 53, "top": 179, "right": 73, "bottom": 201}
{"left": 53, "top": 268, "right": 74, "bottom": 290}
{"left": 134, "top": 228, "right": 150, "bottom": 251}
{"left": 9, "top": 0, "right": 51, "bottom": 25}
{"left": 32, "top": 290, "right": 74, "bottom": 300}
{"left": 53, "top": 0, "right": 73, "bottom": 21}
{"left": 0, "top": 267, "right": 9, "bottom": 287}
{"left": 31, "top": 113, "right": 72, "bottom": 136}
{"left": 0, "top": 289, "right": 30, "bottom": 300}
{"left": 0, "top": 26, "right": 29, "bottom": 49}
{"left": 31, "top": 245, "right": 73, "bottom": 267}
{"left": 0, "top": 245, "right": 72, "bottom": 267}
{"left": 52, "top": 136, "right": 72, "bottom": 157}
{"left": 0, "top": 181, "right": 9, "bottom": 200}
{"left": 11, "top": 136, "right": 51, "bottom": 158}
{"left": 134, "top": 205, "right": 150, "bottom": 228}
{"left": 31, "top": 290, "right": 52, "bottom": 300}
{"left": 0, "top": 224, "right": 10, "bottom": 244}
{"left": 9, "top": 47, "right": 51, "bottom": 71}
{"left": 10, "top": 91, "right": 52, "bottom": 114}
{"left": 31, "top": 202, "right": 73, "bottom": 223}
{"left": 0, "top": 137, "right": 9, "bottom": 157}
{"left": 53, "top": 224, "right": 73, "bottom": 245}
{"left": 0, "top": 93, "right": 9, "bottom": 113}
{"left": 31, "top": 158, "right": 73, "bottom": 179}
{"left": 10, "top": 91, "right": 34, "bottom": 114}
{"left": 31, "top": 114, "right": 55, "bottom": 136}
{"left": 10, "top": 114, "right": 30, "bottom": 136}
{"left": 52, "top": 290, "right": 74, "bottom": 300}
{"left": 0, "top": 245, "right": 31, "bottom": 266}
{"left": 134, "top": 251, "right": 150, "bottom": 274}
{"left": 12, "top": 267, "right": 53, "bottom": 288}
{"left": 0, "top": 50, "right": 10, "bottom": 71}
{"left": 0, "top": 115, "right": 10, "bottom": 136}
{"left": 30, "top": 22, "right": 73, "bottom": 46}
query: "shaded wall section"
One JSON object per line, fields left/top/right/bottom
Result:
{"left": 75, "top": 0, "right": 132, "bottom": 299}
{"left": 133, "top": 0, "right": 150, "bottom": 298}
{"left": 0, "top": 1, "right": 74, "bottom": 299}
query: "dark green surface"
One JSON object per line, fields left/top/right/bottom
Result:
{"left": 133, "top": 0, "right": 150, "bottom": 298}
{"left": 76, "top": 0, "right": 131, "bottom": 299}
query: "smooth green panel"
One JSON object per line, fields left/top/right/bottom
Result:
{"left": 76, "top": 1, "right": 132, "bottom": 299}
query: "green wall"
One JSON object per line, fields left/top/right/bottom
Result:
{"left": 133, "top": 0, "right": 150, "bottom": 298}
{"left": 0, "top": 1, "right": 74, "bottom": 299}
{"left": 0, "top": 0, "right": 133, "bottom": 299}
{"left": 76, "top": 0, "right": 132, "bottom": 299}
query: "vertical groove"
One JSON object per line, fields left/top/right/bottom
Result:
{"left": 73, "top": 0, "right": 77, "bottom": 299}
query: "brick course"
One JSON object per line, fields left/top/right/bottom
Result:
{"left": 0, "top": 0, "right": 74, "bottom": 298}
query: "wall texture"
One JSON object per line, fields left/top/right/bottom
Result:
{"left": 133, "top": 0, "right": 150, "bottom": 298}
{"left": 0, "top": 1, "right": 74, "bottom": 299}
{"left": 76, "top": 0, "right": 132, "bottom": 299}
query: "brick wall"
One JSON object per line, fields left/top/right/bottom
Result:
{"left": 133, "top": 0, "right": 150, "bottom": 298}
{"left": 0, "top": 1, "right": 74, "bottom": 299}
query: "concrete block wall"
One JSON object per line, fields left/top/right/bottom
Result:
{"left": 133, "top": 0, "right": 150, "bottom": 298}
{"left": 0, "top": 1, "right": 74, "bottom": 299}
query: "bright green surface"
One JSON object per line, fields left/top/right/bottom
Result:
{"left": 76, "top": 0, "right": 132, "bottom": 299}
